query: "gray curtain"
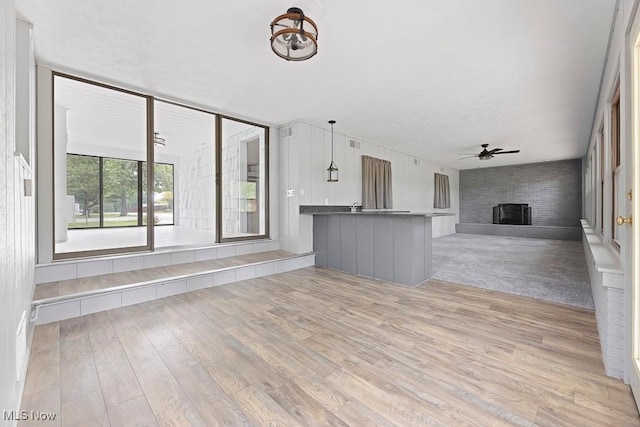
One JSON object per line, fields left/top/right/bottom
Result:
{"left": 434, "top": 173, "right": 450, "bottom": 209}
{"left": 362, "top": 155, "right": 393, "bottom": 209}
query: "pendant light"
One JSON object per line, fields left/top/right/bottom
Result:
{"left": 153, "top": 132, "right": 166, "bottom": 147}
{"left": 327, "top": 120, "right": 338, "bottom": 182}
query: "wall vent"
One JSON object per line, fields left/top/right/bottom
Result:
{"left": 349, "top": 139, "right": 361, "bottom": 149}
{"left": 280, "top": 127, "right": 293, "bottom": 139}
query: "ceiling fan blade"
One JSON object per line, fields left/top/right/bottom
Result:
{"left": 493, "top": 150, "right": 520, "bottom": 154}
{"left": 458, "top": 155, "right": 477, "bottom": 160}
{"left": 488, "top": 148, "right": 503, "bottom": 153}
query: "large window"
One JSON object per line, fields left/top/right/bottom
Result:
{"left": 53, "top": 74, "right": 151, "bottom": 257}
{"left": 220, "top": 117, "right": 268, "bottom": 240}
{"left": 67, "top": 154, "right": 174, "bottom": 229}
{"left": 599, "top": 124, "right": 605, "bottom": 233}
{"left": 611, "top": 84, "right": 621, "bottom": 250}
{"left": 154, "top": 100, "right": 216, "bottom": 241}
{"left": 52, "top": 73, "right": 268, "bottom": 258}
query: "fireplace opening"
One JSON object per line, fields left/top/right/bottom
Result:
{"left": 493, "top": 203, "right": 532, "bottom": 225}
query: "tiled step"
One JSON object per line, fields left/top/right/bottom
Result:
{"left": 32, "top": 250, "right": 315, "bottom": 325}
{"left": 35, "top": 239, "right": 281, "bottom": 283}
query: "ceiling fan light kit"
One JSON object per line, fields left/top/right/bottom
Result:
{"left": 460, "top": 143, "right": 520, "bottom": 161}
{"left": 270, "top": 7, "right": 318, "bottom": 61}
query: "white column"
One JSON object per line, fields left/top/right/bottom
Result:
{"left": 54, "top": 105, "right": 68, "bottom": 242}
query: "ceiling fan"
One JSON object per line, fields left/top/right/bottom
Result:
{"left": 459, "top": 144, "right": 520, "bottom": 160}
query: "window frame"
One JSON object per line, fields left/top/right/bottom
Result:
{"left": 217, "top": 114, "right": 270, "bottom": 243}
{"left": 51, "top": 71, "right": 270, "bottom": 259}
{"left": 599, "top": 123, "right": 605, "bottom": 234}
{"left": 66, "top": 153, "right": 175, "bottom": 230}
{"left": 52, "top": 72, "right": 154, "bottom": 260}
{"left": 611, "top": 84, "right": 621, "bottom": 251}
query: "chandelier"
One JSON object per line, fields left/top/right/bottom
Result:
{"left": 270, "top": 7, "right": 318, "bottom": 61}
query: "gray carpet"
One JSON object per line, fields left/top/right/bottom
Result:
{"left": 431, "top": 233, "right": 594, "bottom": 310}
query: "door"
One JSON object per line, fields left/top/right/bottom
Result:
{"left": 629, "top": 12, "right": 640, "bottom": 407}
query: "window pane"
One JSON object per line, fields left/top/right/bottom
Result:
{"left": 154, "top": 163, "right": 174, "bottom": 225}
{"left": 611, "top": 85, "right": 621, "bottom": 248}
{"left": 221, "top": 118, "right": 268, "bottom": 239}
{"left": 53, "top": 75, "right": 148, "bottom": 256}
{"left": 103, "top": 158, "right": 140, "bottom": 227}
{"left": 154, "top": 100, "right": 216, "bottom": 247}
{"left": 141, "top": 161, "right": 175, "bottom": 226}
{"left": 66, "top": 154, "right": 100, "bottom": 229}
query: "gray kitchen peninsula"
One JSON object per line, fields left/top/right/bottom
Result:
{"left": 302, "top": 207, "right": 454, "bottom": 286}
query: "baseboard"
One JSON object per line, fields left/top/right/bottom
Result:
{"left": 455, "top": 223, "right": 581, "bottom": 240}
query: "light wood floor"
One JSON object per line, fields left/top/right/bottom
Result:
{"left": 21, "top": 267, "right": 640, "bottom": 426}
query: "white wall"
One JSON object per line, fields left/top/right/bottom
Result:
{"left": 278, "top": 121, "right": 459, "bottom": 253}
{"left": 1, "top": 4, "right": 37, "bottom": 422}
{"left": 269, "top": 127, "right": 279, "bottom": 241}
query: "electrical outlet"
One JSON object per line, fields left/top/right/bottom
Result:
{"left": 287, "top": 189, "right": 296, "bottom": 197}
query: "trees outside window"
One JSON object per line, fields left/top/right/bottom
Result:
{"left": 66, "top": 153, "right": 174, "bottom": 228}
{"left": 66, "top": 154, "right": 100, "bottom": 227}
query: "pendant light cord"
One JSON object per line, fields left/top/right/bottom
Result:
{"left": 331, "top": 122, "right": 334, "bottom": 160}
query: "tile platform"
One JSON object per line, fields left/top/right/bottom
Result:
{"left": 32, "top": 241, "right": 316, "bottom": 325}
{"left": 35, "top": 239, "right": 281, "bottom": 283}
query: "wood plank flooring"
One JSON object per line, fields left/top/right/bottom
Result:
{"left": 20, "top": 267, "right": 640, "bottom": 426}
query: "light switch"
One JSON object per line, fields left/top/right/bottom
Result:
{"left": 24, "top": 179, "right": 32, "bottom": 197}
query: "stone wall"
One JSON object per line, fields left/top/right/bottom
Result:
{"left": 178, "top": 144, "right": 215, "bottom": 230}
{"left": 582, "top": 223, "right": 625, "bottom": 379}
{"left": 222, "top": 134, "right": 241, "bottom": 234}
{"left": 222, "top": 127, "right": 265, "bottom": 235}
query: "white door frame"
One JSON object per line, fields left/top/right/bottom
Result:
{"left": 628, "top": 0, "right": 640, "bottom": 406}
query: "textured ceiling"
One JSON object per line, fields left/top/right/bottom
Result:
{"left": 17, "top": 0, "right": 616, "bottom": 169}
{"left": 56, "top": 76, "right": 251, "bottom": 158}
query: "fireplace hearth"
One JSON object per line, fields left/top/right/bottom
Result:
{"left": 493, "top": 203, "right": 532, "bottom": 225}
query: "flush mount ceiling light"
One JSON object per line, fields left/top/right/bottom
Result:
{"left": 153, "top": 132, "right": 165, "bottom": 147}
{"left": 270, "top": 7, "right": 318, "bottom": 61}
{"left": 327, "top": 120, "right": 338, "bottom": 182}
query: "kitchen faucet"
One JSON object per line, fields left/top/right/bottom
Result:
{"left": 351, "top": 202, "right": 360, "bottom": 213}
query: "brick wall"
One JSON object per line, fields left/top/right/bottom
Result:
{"left": 459, "top": 159, "right": 582, "bottom": 227}
{"left": 583, "top": 231, "right": 625, "bottom": 379}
